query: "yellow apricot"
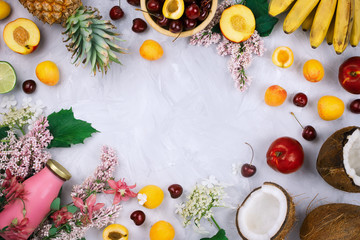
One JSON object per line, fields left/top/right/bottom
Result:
{"left": 139, "top": 40, "right": 164, "bottom": 61}
{"left": 36, "top": 61, "right": 59, "bottom": 86}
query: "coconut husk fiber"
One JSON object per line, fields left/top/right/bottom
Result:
{"left": 300, "top": 203, "right": 360, "bottom": 240}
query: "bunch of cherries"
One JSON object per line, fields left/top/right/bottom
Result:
{"left": 146, "top": 0, "right": 212, "bottom": 33}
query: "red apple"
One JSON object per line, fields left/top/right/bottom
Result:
{"left": 338, "top": 56, "right": 360, "bottom": 94}
{"left": 266, "top": 137, "right": 304, "bottom": 174}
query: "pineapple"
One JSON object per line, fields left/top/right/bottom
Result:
{"left": 18, "top": 0, "right": 125, "bottom": 74}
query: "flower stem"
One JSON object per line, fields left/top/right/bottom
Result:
{"left": 211, "top": 216, "right": 221, "bottom": 230}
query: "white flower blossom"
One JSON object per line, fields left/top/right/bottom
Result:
{"left": 137, "top": 193, "right": 147, "bottom": 205}
{"left": 232, "top": 163, "right": 241, "bottom": 175}
{"left": 22, "top": 97, "right": 33, "bottom": 108}
{"left": 1, "top": 95, "right": 17, "bottom": 109}
{"left": 176, "top": 178, "right": 226, "bottom": 229}
{"left": 201, "top": 175, "right": 219, "bottom": 188}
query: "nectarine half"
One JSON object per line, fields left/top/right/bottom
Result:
{"left": 219, "top": 5, "right": 255, "bottom": 43}
{"left": 3, "top": 18, "right": 40, "bottom": 55}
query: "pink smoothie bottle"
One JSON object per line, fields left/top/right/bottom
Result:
{"left": 0, "top": 159, "right": 71, "bottom": 239}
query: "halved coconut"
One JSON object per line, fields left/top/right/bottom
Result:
{"left": 317, "top": 126, "right": 360, "bottom": 192}
{"left": 300, "top": 203, "right": 360, "bottom": 240}
{"left": 236, "top": 182, "right": 295, "bottom": 240}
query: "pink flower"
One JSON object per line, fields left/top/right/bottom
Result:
{"left": 0, "top": 218, "right": 31, "bottom": 240}
{"left": 72, "top": 194, "right": 104, "bottom": 223}
{"left": 2, "top": 170, "right": 26, "bottom": 203}
{"left": 50, "top": 207, "right": 73, "bottom": 227}
{"left": 104, "top": 179, "right": 137, "bottom": 205}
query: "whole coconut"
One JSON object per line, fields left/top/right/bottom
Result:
{"left": 300, "top": 203, "right": 360, "bottom": 240}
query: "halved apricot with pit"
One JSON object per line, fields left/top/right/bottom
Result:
{"left": 103, "top": 224, "right": 129, "bottom": 240}
{"left": 272, "top": 46, "right": 294, "bottom": 68}
{"left": 162, "top": 0, "right": 184, "bottom": 20}
{"left": 219, "top": 5, "right": 255, "bottom": 43}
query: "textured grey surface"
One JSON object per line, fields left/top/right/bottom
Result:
{"left": 1, "top": 0, "right": 360, "bottom": 239}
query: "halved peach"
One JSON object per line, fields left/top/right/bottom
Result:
{"left": 3, "top": 18, "right": 40, "bottom": 55}
{"left": 219, "top": 5, "right": 255, "bottom": 43}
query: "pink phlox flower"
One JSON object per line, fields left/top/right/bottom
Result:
{"left": 104, "top": 179, "right": 137, "bottom": 205}
{"left": 2, "top": 169, "right": 26, "bottom": 203}
{"left": 50, "top": 207, "right": 73, "bottom": 227}
{"left": 0, "top": 218, "right": 31, "bottom": 240}
{"left": 72, "top": 194, "right": 104, "bottom": 223}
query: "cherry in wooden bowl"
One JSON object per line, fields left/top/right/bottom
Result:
{"left": 140, "top": 0, "right": 218, "bottom": 38}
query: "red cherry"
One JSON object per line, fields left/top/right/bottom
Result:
{"left": 168, "top": 184, "right": 183, "bottom": 198}
{"left": 127, "top": 0, "right": 140, "bottom": 6}
{"left": 184, "top": 18, "right": 197, "bottom": 30}
{"left": 22, "top": 80, "right": 37, "bottom": 94}
{"left": 156, "top": 14, "right": 170, "bottom": 27}
{"left": 109, "top": 6, "right": 124, "bottom": 20}
{"left": 241, "top": 164, "right": 256, "bottom": 177}
{"left": 241, "top": 143, "right": 256, "bottom": 177}
{"left": 132, "top": 18, "right": 147, "bottom": 33}
{"left": 293, "top": 92, "right": 308, "bottom": 107}
{"left": 130, "top": 210, "right": 146, "bottom": 226}
{"left": 302, "top": 125, "right": 317, "bottom": 141}
{"left": 350, "top": 99, "right": 360, "bottom": 113}
{"left": 185, "top": 3, "right": 200, "bottom": 20}
{"left": 291, "top": 112, "right": 317, "bottom": 141}
{"left": 146, "top": 0, "right": 161, "bottom": 12}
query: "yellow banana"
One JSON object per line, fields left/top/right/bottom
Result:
{"left": 302, "top": 7, "right": 317, "bottom": 31}
{"left": 283, "top": 0, "right": 321, "bottom": 34}
{"left": 333, "top": 0, "right": 354, "bottom": 54}
{"left": 269, "top": 0, "right": 296, "bottom": 16}
{"left": 326, "top": 17, "right": 336, "bottom": 44}
{"left": 350, "top": 0, "right": 360, "bottom": 46}
{"left": 310, "top": 0, "right": 337, "bottom": 48}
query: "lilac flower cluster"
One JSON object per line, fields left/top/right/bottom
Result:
{"left": 0, "top": 117, "right": 53, "bottom": 180}
{"left": 217, "top": 31, "right": 265, "bottom": 91}
{"left": 71, "top": 146, "right": 118, "bottom": 199}
{"left": 189, "top": 0, "right": 265, "bottom": 91}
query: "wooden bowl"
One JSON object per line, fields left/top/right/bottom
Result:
{"left": 140, "top": 0, "right": 218, "bottom": 38}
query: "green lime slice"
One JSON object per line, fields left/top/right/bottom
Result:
{"left": 0, "top": 61, "right": 16, "bottom": 94}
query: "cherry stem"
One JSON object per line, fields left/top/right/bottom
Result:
{"left": 135, "top": 8, "right": 161, "bottom": 19}
{"left": 119, "top": 0, "right": 121, "bottom": 6}
{"left": 245, "top": 142, "right": 254, "bottom": 165}
{"left": 290, "top": 112, "right": 304, "bottom": 129}
{"left": 172, "top": 31, "right": 182, "bottom": 42}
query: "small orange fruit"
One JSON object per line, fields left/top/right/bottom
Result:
{"left": 272, "top": 46, "right": 294, "bottom": 68}
{"left": 317, "top": 96, "right": 344, "bottom": 121}
{"left": 35, "top": 61, "right": 60, "bottom": 86}
{"left": 0, "top": 1, "right": 11, "bottom": 20}
{"left": 138, "top": 185, "right": 164, "bottom": 209}
{"left": 103, "top": 224, "right": 129, "bottom": 240}
{"left": 264, "top": 85, "right": 287, "bottom": 106}
{"left": 149, "top": 221, "right": 175, "bottom": 240}
{"left": 303, "top": 59, "right": 324, "bottom": 82}
{"left": 139, "top": 40, "right": 164, "bottom": 61}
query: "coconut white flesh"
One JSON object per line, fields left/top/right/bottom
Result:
{"left": 237, "top": 184, "right": 287, "bottom": 240}
{"left": 343, "top": 129, "right": 360, "bottom": 186}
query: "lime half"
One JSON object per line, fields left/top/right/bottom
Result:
{"left": 0, "top": 62, "right": 16, "bottom": 94}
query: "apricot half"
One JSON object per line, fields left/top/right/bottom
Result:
{"left": 219, "top": 5, "right": 255, "bottom": 43}
{"left": 103, "top": 224, "right": 129, "bottom": 240}
{"left": 3, "top": 18, "right": 40, "bottom": 55}
{"left": 163, "top": 0, "right": 184, "bottom": 20}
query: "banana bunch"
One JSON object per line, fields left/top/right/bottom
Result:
{"left": 269, "top": 0, "right": 360, "bottom": 54}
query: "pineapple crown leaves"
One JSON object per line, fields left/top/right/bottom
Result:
{"left": 63, "top": 6, "right": 125, "bottom": 75}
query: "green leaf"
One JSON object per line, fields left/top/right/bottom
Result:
{"left": 64, "top": 224, "right": 72, "bottom": 233}
{"left": 49, "top": 226, "right": 58, "bottom": 236}
{"left": 50, "top": 197, "right": 61, "bottom": 211}
{"left": 211, "top": 23, "right": 221, "bottom": 34}
{"left": 255, "top": 15, "right": 279, "bottom": 37}
{"left": 200, "top": 229, "right": 228, "bottom": 240}
{"left": 0, "top": 127, "right": 9, "bottom": 140}
{"left": 244, "top": 0, "right": 268, "bottom": 18}
{"left": 47, "top": 108, "right": 99, "bottom": 148}
{"left": 67, "top": 205, "right": 79, "bottom": 213}
{"left": 244, "top": 0, "right": 279, "bottom": 37}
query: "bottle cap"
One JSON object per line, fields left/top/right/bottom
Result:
{"left": 46, "top": 159, "right": 72, "bottom": 181}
